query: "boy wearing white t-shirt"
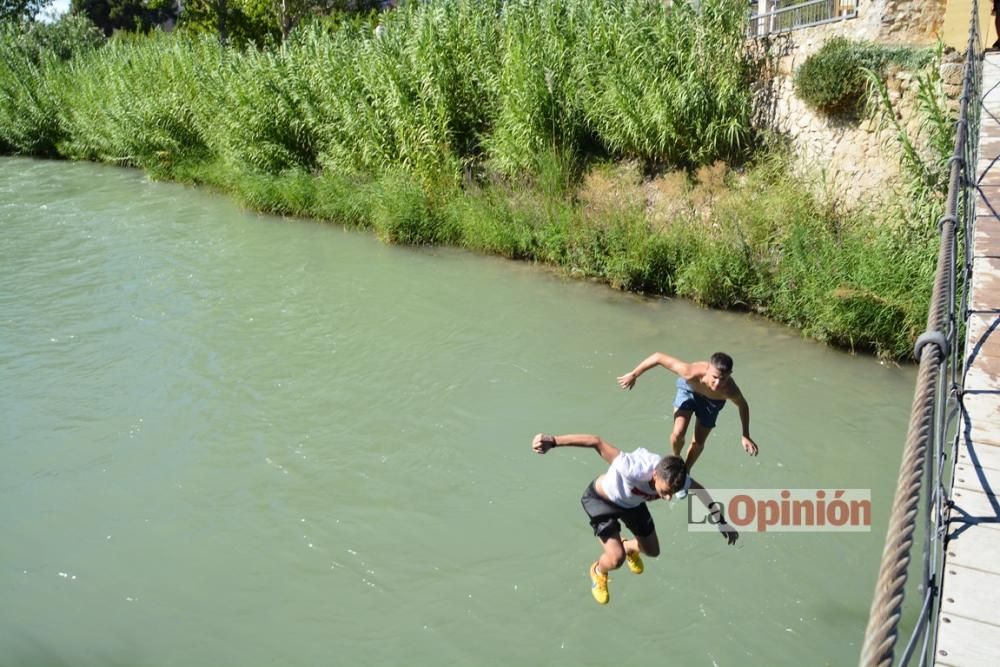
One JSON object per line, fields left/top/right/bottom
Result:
{"left": 532, "top": 432, "right": 737, "bottom": 604}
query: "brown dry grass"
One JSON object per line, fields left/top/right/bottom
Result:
{"left": 644, "top": 170, "right": 691, "bottom": 229}
{"left": 576, "top": 161, "right": 645, "bottom": 222}
{"left": 577, "top": 160, "right": 737, "bottom": 231}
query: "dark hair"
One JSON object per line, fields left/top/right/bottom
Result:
{"left": 655, "top": 455, "right": 687, "bottom": 491}
{"left": 710, "top": 352, "right": 733, "bottom": 374}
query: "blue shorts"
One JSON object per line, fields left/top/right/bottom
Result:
{"left": 673, "top": 377, "right": 726, "bottom": 429}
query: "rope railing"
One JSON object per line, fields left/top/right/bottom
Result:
{"left": 859, "top": 3, "right": 982, "bottom": 665}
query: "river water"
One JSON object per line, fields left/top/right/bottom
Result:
{"left": 1, "top": 157, "right": 918, "bottom": 666}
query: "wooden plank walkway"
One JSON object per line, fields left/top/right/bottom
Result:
{"left": 934, "top": 52, "right": 1000, "bottom": 667}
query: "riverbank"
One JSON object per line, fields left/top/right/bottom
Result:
{"left": 0, "top": 0, "right": 947, "bottom": 359}
{"left": 150, "top": 149, "right": 935, "bottom": 360}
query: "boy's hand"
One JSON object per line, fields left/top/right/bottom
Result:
{"left": 532, "top": 433, "right": 556, "bottom": 454}
{"left": 719, "top": 524, "right": 739, "bottom": 545}
{"left": 617, "top": 372, "right": 637, "bottom": 390}
{"left": 741, "top": 435, "right": 759, "bottom": 457}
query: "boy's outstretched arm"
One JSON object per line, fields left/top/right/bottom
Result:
{"left": 688, "top": 480, "right": 739, "bottom": 545}
{"left": 617, "top": 352, "right": 690, "bottom": 390}
{"left": 531, "top": 433, "right": 621, "bottom": 464}
{"left": 727, "top": 385, "right": 759, "bottom": 457}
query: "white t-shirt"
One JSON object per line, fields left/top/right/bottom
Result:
{"left": 600, "top": 448, "right": 691, "bottom": 508}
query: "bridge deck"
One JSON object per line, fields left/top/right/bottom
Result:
{"left": 934, "top": 52, "right": 1000, "bottom": 666}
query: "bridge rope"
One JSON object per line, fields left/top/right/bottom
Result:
{"left": 858, "top": 4, "right": 983, "bottom": 666}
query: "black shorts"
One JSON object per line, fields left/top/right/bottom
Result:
{"left": 580, "top": 480, "right": 655, "bottom": 542}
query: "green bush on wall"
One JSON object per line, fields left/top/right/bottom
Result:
{"left": 794, "top": 37, "right": 933, "bottom": 117}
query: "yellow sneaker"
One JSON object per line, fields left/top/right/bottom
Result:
{"left": 625, "top": 550, "right": 644, "bottom": 575}
{"left": 590, "top": 561, "right": 609, "bottom": 605}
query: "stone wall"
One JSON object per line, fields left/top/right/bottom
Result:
{"left": 754, "top": 0, "right": 956, "bottom": 210}
{"left": 763, "top": 66, "right": 958, "bottom": 210}
{"left": 861, "top": 0, "right": 948, "bottom": 45}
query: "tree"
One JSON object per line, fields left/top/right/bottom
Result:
{"left": 15, "top": 13, "right": 104, "bottom": 62}
{"left": 70, "top": 0, "right": 175, "bottom": 36}
{"left": 272, "top": 0, "right": 381, "bottom": 43}
{"left": 1, "top": 0, "right": 52, "bottom": 23}
{"left": 272, "top": 0, "right": 312, "bottom": 41}
{"left": 180, "top": 0, "right": 278, "bottom": 45}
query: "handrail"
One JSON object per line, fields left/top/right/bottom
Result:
{"left": 858, "top": 2, "right": 983, "bottom": 665}
{"left": 748, "top": 0, "right": 858, "bottom": 37}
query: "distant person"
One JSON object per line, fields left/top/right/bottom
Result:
{"left": 994, "top": 0, "right": 1000, "bottom": 49}
{"left": 532, "top": 432, "right": 737, "bottom": 605}
{"left": 617, "top": 351, "right": 758, "bottom": 471}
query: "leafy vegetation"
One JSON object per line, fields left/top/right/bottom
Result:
{"left": 794, "top": 37, "right": 934, "bottom": 116}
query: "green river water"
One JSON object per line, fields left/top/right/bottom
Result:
{"left": 1, "top": 157, "right": 918, "bottom": 666}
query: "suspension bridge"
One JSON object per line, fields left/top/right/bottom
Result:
{"left": 859, "top": 2, "right": 1000, "bottom": 665}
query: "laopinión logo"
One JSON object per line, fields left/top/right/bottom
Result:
{"left": 687, "top": 489, "right": 872, "bottom": 532}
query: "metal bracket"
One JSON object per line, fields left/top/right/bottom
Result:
{"left": 938, "top": 214, "right": 958, "bottom": 232}
{"left": 914, "top": 330, "right": 950, "bottom": 361}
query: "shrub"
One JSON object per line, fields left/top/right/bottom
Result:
{"left": 487, "top": 0, "right": 585, "bottom": 175}
{"left": 445, "top": 189, "right": 538, "bottom": 259}
{"left": 312, "top": 172, "right": 376, "bottom": 229}
{"left": 232, "top": 168, "right": 317, "bottom": 216}
{"left": 794, "top": 37, "right": 933, "bottom": 116}
{"left": 370, "top": 173, "right": 459, "bottom": 245}
{"left": 2, "top": 0, "right": 756, "bottom": 179}
{"left": 199, "top": 45, "right": 320, "bottom": 174}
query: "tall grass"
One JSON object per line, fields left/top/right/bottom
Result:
{"left": 56, "top": 33, "right": 213, "bottom": 175}
{"left": 865, "top": 42, "right": 954, "bottom": 214}
{"left": 487, "top": 0, "right": 586, "bottom": 175}
{"left": 299, "top": 2, "right": 502, "bottom": 184}
{"left": 0, "top": 0, "right": 753, "bottom": 183}
{"left": 0, "top": 24, "right": 67, "bottom": 156}
{"left": 195, "top": 43, "right": 320, "bottom": 174}
{"left": 574, "top": 0, "right": 753, "bottom": 166}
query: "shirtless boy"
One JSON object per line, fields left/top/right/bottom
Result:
{"left": 617, "top": 351, "right": 759, "bottom": 471}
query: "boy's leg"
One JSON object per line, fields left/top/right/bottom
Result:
{"left": 670, "top": 411, "right": 692, "bottom": 457}
{"left": 995, "top": 2, "right": 1000, "bottom": 48}
{"left": 621, "top": 506, "right": 658, "bottom": 574}
{"left": 624, "top": 532, "right": 660, "bottom": 558}
{"left": 583, "top": 487, "right": 627, "bottom": 573}
{"left": 622, "top": 532, "right": 660, "bottom": 576}
{"left": 595, "top": 533, "right": 626, "bottom": 574}
{"left": 590, "top": 532, "right": 625, "bottom": 604}
{"left": 684, "top": 422, "right": 714, "bottom": 471}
